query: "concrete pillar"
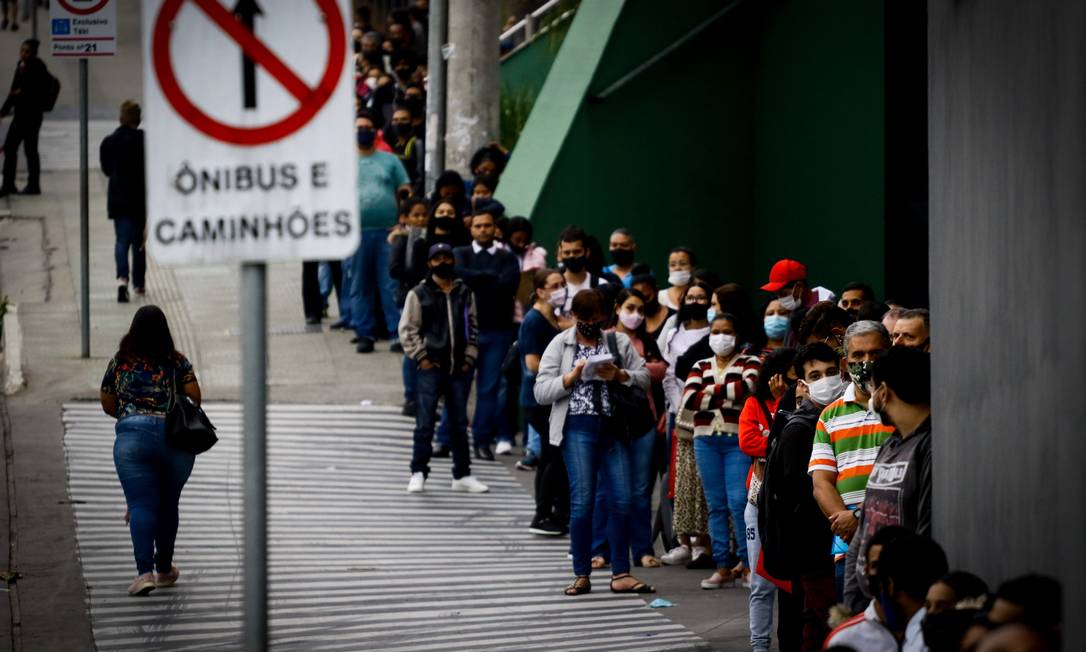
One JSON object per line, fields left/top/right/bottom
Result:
{"left": 444, "top": 0, "right": 501, "bottom": 175}
{"left": 928, "top": 1, "right": 1085, "bottom": 646}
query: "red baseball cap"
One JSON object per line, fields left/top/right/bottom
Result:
{"left": 761, "top": 259, "right": 807, "bottom": 292}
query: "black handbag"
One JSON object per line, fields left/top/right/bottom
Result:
{"left": 602, "top": 332, "right": 655, "bottom": 443}
{"left": 165, "top": 365, "right": 218, "bottom": 455}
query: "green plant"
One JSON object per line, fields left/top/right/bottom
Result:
{"left": 500, "top": 85, "right": 538, "bottom": 150}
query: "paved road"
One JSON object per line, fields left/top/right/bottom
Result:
{"left": 63, "top": 402, "right": 711, "bottom": 651}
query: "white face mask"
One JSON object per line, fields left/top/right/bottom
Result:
{"left": 668, "top": 270, "right": 691, "bottom": 287}
{"left": 778, "top": 291, "right": 800, "bottom": 312}
{"left": 709, "top": 333, "right": 736, "bottom": 357}
{"left": 548, "top": 287, "right": 567, "bottom": 308}
{"left": 804, "top": 373, "right": 846, "bottom": 405}
{"left": 618, "top": 310, "right": 644, "bottom": 330}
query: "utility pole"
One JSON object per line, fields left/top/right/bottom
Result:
{"left": 444, "top": 0, "right": 500, "bottom": 175}
{"left": 424, "top": 0, "right": 447, "bottom": 193}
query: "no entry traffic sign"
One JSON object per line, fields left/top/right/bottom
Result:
{"left": 153, "top": 0, "right": 346, "bottom": 146}
{"left": 142, "top": 0, "right": 358, "bottom": 265}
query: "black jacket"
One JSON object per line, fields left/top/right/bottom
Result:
{"left": 1, "top": 57, "right": 49, "bottom": 116}
{"left": 99, "top": 125, "right": 146, "bottom": 220}
{"left": 453, "top": 244, "right": 519, "bottom": 332}
{"left": 759, "top": 399, "right": 834, "bottom": 579}
{"left": 398, "top": 276, "right": 479, "bottom": 372}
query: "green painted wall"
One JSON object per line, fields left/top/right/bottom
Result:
{"left": 497, "top": 0, "right": 887, "bottom": 299}
{"left": 499, "top": 6, "right": 576, "bottom": 147}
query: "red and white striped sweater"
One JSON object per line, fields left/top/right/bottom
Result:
{"left": 681, "top": 354, "right": 762, "bottom": 436}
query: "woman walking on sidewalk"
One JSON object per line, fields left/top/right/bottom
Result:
{"left": 99, "top": 306, "right": 201, "bottom": 596}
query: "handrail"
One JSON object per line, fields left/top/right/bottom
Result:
{"left": 499, "top": 0, "right": 576, "bottom": 59}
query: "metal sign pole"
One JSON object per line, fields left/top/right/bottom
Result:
{"left": 31, "top": 0, "right": 37, "bottom": 40}
{"left": 79, "top": 58, "right": 90, "bottom": 359}
{"left": 241, "top": 261, "right": 267, "bottom": 650}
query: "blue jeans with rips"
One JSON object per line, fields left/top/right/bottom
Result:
{"left": 412, "top": 366, "right": 472, "bottom": 479}
{"left": 113, "top": 415, "right": 195, "bottom": 575}
{"left": 350, "top": 228, "right": 401, "bottom": 339}
{"left": 591, "top": 428, "right": 657, "bottom": 561}
{"left": 693, "top": 433, "right": 752, "bottom": 569}
{"left": 561, "top": 415, "right": 633, "bottom": 577}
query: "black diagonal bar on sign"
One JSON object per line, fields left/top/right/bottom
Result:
{"left": 232, "top": 0, "right": 264, "bottom": 109}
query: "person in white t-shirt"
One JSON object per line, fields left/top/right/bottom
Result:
{"left": 555, "top": 226, "right": 609, "bottom": 316}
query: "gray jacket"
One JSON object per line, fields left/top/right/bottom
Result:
{"left": 533, "top": 328, "right": 650, "bottom": 447}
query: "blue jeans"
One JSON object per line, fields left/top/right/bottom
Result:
{"left": 412, "top": 367, "right": 472, "bottom": 479}
{"left": 339, "top": 252, "right": 355, "bottom": 323}
{"left": 318, "top": 261, "right": 333, "bottom": 309}
{"left": 470, "top": 329, "right": 514, "bottom": 448}
{"left": 113, "top": 415, "right": 195, "bottom": 575}
{"left": 693, "top": 434, "right": 752, "bottom": 568}
{"left": 526, "top": 423, "right": 541, "bottom": 457}
{"left": 350, "top": 228, "right": 401, "bottom": 338}
{"left": 561, "top": 415, "right": 633, "bottom": 577}
{"left": 113, "top": 218, "right": 146, "bottom": 288}
{"left": 402, "top": 356, "right": 417, "bottom": 405}
{"left": 591, "top": 428, "right": 656, "bottom": 561}
{"left": 745, "top": 501, "right": 775, "bottom": 652}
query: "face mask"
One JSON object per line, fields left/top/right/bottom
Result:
{"left": 562, "top": 255, "right": 586, "bottom": 273}
{"left": 431, "top": 262, "right": 454, "bottom": 279}
{"left": 618, "top": 310, "right": 644, "bottom": 330}
{"left": 668, "top": 270, "right": 691, "bottom": 287}
{"left": 394, "top": 123, "right": 413, "bottom": 138}
{"left": 709, "top": 333, "right": 736, "bottom": 357}
{"left": 867, "top": 386, "right": 890, "bottom": 425}
{"left": 778, "top": 290, "right": 800, "bottom": 312}
{"left": 680, "top": 302, "right": 708, "bottom": 322}
{"left": 764, "top": 314, "right": 789, "bottom": 340}
{"left": 706, "top": 308, "right": 717, "bottom": 323}
{"left": 576, "top": 320, "right": 602, "bottom": 340}
{"left": 610, "top": 248, "right": 635, "bottom": 267}
{"left": 433, "top": 216, "right": 456, "bottom": 231}
{"left": 645, "top": 297, "right": 660, "bottom": 314}
{"left": 848, "top": 360, "right": 876, "bottom": 387}
{"left": 548, "top": 287, "right": 567, "bottom": 308}
{"left": 805, "top": 373, "right": 846, "bottom": 405}
{"left": 356, "top": 127, "right": 376, "bottom": 148}
{"left": 364, "top": 77, "right": 379, "bottom": 91}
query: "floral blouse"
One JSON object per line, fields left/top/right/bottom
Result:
{"left": 101, "top": 353, "right": 196, "bottom": 418}
{"left": 568, "top": 342, "right": 612, "bottom": 417}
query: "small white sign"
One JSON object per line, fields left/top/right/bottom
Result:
{"left": 51, "top": 0, "right": 116, "bottom": 57}
{"left": 142, "top": 0, "right": 359, "bottom": 265}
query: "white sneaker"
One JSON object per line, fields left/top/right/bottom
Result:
{"left": 407, "top": 472, "right": 425, "bottom": 493}
{"left": 661, "top": 545, "right": 692, "bottom": 566}
{"left": 495, "top": 440, "right": 513, "bottom": 455}
{"left": 451, "top": 475, "right": 489, "bottom": 493}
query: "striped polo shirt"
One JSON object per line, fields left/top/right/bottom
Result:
{"left": 808, "top": 383, "right": 895, "bottom": 507}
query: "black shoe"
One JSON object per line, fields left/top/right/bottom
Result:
{"left": 389, "top": 341, "right": 404, "bottom": 353}
{"left": 529, "top": 516, "right": 568, "bottom": 537}
{"left": 686, "top": 550, "right": 716, "bottom": 569}
{"left": 117, "top": 285, "right": 129, "bottom": 303}
{"left": 401, "top": 402, "right": 417, "bottom": 417}
{"left": 330, "top": 319, "right": 351, "bottom": 330}
{"left": 304, "top": 314, "right": 321, "bottom": 325}
{"left": 355, "top": 336, "right": 375, "bottom": 353}
{"left": 18, "top": 186, "right": 40, "bottom": 195}
{"left": 432, "top": 444, "right": 451, "bottom": 458}
{"left": 474, "top": 446, "right": 494, "bottom": 461}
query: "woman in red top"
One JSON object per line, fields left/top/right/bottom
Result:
{"left": 738, "top": 347, "right": 797, "bottom": 651}
{"left": 592, "top": 289, "right": 668, "bottom": 568}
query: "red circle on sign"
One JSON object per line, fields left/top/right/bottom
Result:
{"left": 56, "top": 0, "right": 110, "bottom": 14}
{"left": 152, "top": 0, "right": 346, "bottom": 146}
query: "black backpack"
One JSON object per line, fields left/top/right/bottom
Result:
{"left": 42, "top": 71, "right": 61, "bottom": 112}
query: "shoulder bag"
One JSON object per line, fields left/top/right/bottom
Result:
{"left": 165, "top": 365, "right": 218, "bottom": 455}
{"left": 602, "top": 332, "right": 656, "bottom": 443}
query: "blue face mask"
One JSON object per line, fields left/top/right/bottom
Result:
{"left": 706, "top": 308, "right": 717, "bottom": 323}
{"left": 764, "top": 314, "right": 789, "bottom": 340}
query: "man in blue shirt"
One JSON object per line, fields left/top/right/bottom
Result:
{"left": 349, "top": 111, "right": 411, "bottom": 353}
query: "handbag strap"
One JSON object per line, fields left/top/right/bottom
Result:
{"left": 605, "top": 332, "right": 623, "bottom": 370}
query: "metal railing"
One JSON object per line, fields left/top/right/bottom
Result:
{"left": 499, "top": 0, "right": 577, "bottom": 59}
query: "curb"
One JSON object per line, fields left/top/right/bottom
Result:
{"left": 1, "top": 303, "right": 25, "bottom": 395}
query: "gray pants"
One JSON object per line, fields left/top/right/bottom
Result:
{"left": 745, "top": 502, "right": 775, "bottom": 652}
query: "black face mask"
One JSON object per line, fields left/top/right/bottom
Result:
{"left": 356, "top": 127, "right": 376, "bottom": 149}
{"left": 644, "top": 297, "right": 660, "bottom": 314}
{"left": 576, "top": 320, "right": 602, "bottom": 340}
{"left": 610, "top": 248, "right": 635, "bottom": 267}
{"left": 394, "top": 122, "right": 413, "bottom": 138}
{"left": 562, "top": 256, "right": 586, "bottom": 273}
{"left": 680, "top": 302, "right": 709, "bottom": 322}
{"left": 431, "top": 262, "right": 455, "bottom": 279}
{"left": 432, "top": 217, "right": 456, "bottom": 232}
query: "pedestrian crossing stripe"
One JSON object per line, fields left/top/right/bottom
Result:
{"left": 62, "top": 402, "right": 711, "bottom": 650}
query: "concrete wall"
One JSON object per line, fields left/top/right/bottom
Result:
{"left": 928, "top": 1, "right": 1086, "bottom": 646}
